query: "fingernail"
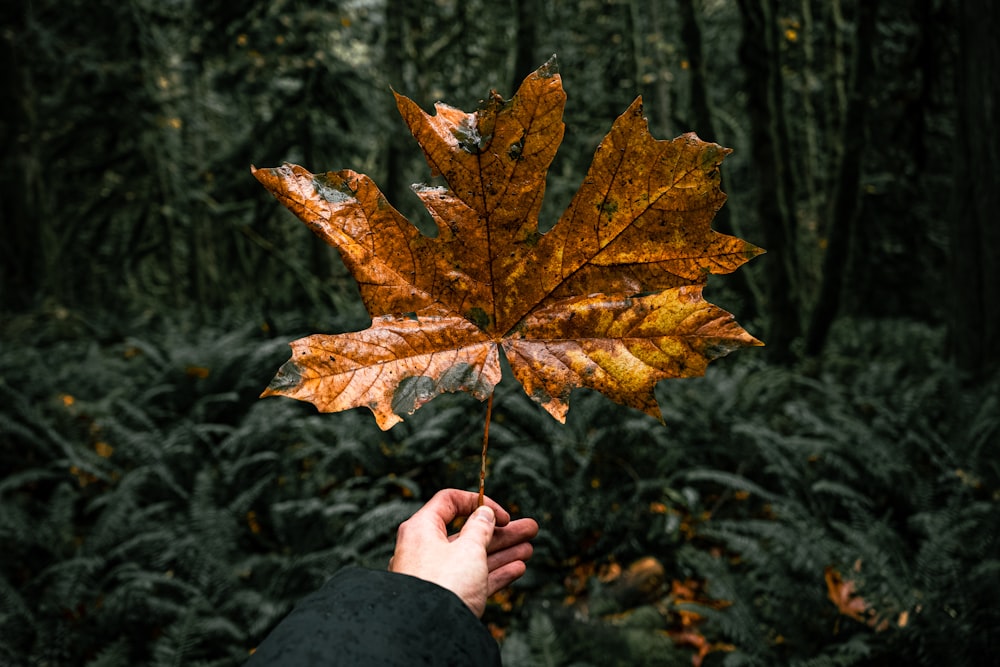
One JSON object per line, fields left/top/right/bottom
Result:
{"left": 474, "top": 506, "right": 495, "bottom": 523}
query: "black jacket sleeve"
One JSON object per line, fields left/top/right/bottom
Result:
{"left": 245, "top": 566, "right": 502, "bottom": 667}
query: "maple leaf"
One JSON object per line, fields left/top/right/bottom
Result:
{"left": 253, "top": 57, "right": 762, "bottom": 431}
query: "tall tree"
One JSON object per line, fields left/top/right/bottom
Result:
{"left": 382, "top": 0, "right": 412, "bottom": 220}
{"left": 804, "top": 0, "right": 876, "bottom": 356}
{"left": 678, "top": 0, "right": 758, "bottom": 322}
{"left": 737, "top": 0, "right": 802, "bottom": 361}
{"left": 512, "top": 0, "right": 538, "bottom": 90}
{"left": 0, "top": 4, "right": 34, "bottom": 311}
{"left": 951, "top": 0, "right": 1000, "bottom": 381}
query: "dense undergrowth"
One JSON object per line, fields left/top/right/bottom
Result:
{"left": 1, "top": 308, "right": 997, "bottom": 666}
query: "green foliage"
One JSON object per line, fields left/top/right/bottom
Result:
{"left": 2, "top": 310, "right": 997, "bottom": 667}
{"left": 0, "top": 311, "right": 404, "bottom": 665}
{"left": 0, "top": 284, "right": 995, "bottom": 667}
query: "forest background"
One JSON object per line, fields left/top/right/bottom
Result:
{"left": 1, "top": 1, "right": 998, "bottom": 666}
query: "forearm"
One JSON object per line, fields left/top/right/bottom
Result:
{"left": 245, "top": 567, "right": 501, "bottom": 667}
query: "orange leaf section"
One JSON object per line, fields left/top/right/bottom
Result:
{"left": 668, "top": 577, "right": 735, "bottom": 667}
{"left": 561, "top": 557, "right": 734, "bottom": 667}
{"left": 824, "top": 562, "right": 912, "bottom": 633}
{"left": 264, "top": 308, "right": 500, "bottom": 430}
{"left": 255, "top": 57, "right": 763, "bottom": 428}
{"left": 824, "top": 565, "right": 871, "bottom": 624}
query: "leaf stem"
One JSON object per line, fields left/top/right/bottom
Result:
{"left": 477, "top": 392, "right": 494, "bottom": 507}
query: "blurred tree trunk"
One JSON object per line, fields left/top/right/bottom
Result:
{"left": 0, "top": 11, "right": 36, "bottom": 311}
{"left": 950, "top": 0, "right": 1000, "bottom": 381}
{"left": 678, "top": 0, "right": 758, "bottom": 322}
{"left": 678, "top": 0, "right": 717, "bottom": 142}
{"left": 737, "top": 0, "right": 801, "bottom": 361}
{"left": 804, "top": 0, "right": 875, "bottom": 356}
{"left": 645, "top": 0, "right": 677, "bottom": 138}
{"left": 383, "top": 0, "right": 409, "bottom": 216}
{"left": 512, "top": 0, "right": 537, "bottom": 89}
{"left": 602, "top": 1, "right": 634, "bottom": 123}
{"left": 382, "top": 0, "right": 468, "bottom": 231}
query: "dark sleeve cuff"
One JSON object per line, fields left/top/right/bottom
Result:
{"left": 246, "top": 566, "right": 501, "bottom": 667}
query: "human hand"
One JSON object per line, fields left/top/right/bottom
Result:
{"left": 388, "top": 489, "right": 539, "bottom": 618}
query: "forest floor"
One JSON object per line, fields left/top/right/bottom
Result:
{"left": 1, "top": 307, "right": 997, "bottom": 666}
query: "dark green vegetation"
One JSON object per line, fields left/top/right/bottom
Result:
{"left": 2, "top": 1, "right": 997, "bottom": 666}
{"left": 3, "top": 315, "right": 997, "bottom": 666}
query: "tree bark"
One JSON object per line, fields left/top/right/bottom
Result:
{"left": 0, "top": 13, "right": 35, "bottom": 312}
{"left": 512, "top": 0, "right": 537, "bottom": 91}
{"left": 678, "top": 0, "right": 717, "bottom": 142}
{"left": 678, "top": 0, "right": 758, "bottom": 322}
{"left": 383, "top": 0, "right": 412, "bottom": 220}
{"left": 737, "top": 0, "right": 801, "bottom": 361}
{"left": 950, "top": 0, "right": 1000, "bottom": 381}
{"left": 804, "top": 1, "right": 876, "bottom": 357}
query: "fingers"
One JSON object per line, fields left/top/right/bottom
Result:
{"left": 484, "top": 517, "right": 537, "bottom": 597}
{"left": 413, "top": 489, "right": 512, "bottom": 528}
{"left": 485, "top": 516, "right": 535, "bottom": 573}
{"left": 456, "top": 505, "right": 497, "bottom": 549}
{"left": 484, "top": 520, "right": 536, "bottom": 592}
{"left": 487, "top": 560, "right": 528, "bottom": 597}
{"left": 399, "top": 490, "right": 534, "bottom": 560}
{"left": 392, "top": 489, "right": 537, "bottom": 603}
{"left": 486, "top": 541, "right": 533, "bottom": 572}
{"left": 487, "top": 517, "right": 539, "bottom": 553}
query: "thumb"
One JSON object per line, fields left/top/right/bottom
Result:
{"left": 458, "top": 505, "right": 496, "bottom": 548}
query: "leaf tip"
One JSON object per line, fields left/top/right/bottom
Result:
{"left": 626, "top": 96, "right": 645, "bottom": 116}
{"left": 647, "top": 405, "right": 667, "bottom": 425}
{"left": 744, "top": 241, "right": 766, "bottom": 260}
{"left": 263, "top": 359, "right": 304, "bottom": 395}
{"left": 537, "top": 54, "right": 559, "bottom": 78}
{"left": 251, "top": 163, "right": 280, "bottom": 188}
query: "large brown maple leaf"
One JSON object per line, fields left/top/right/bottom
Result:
{"left": 253, "top": 58, "right": 763, "bottom": 430}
